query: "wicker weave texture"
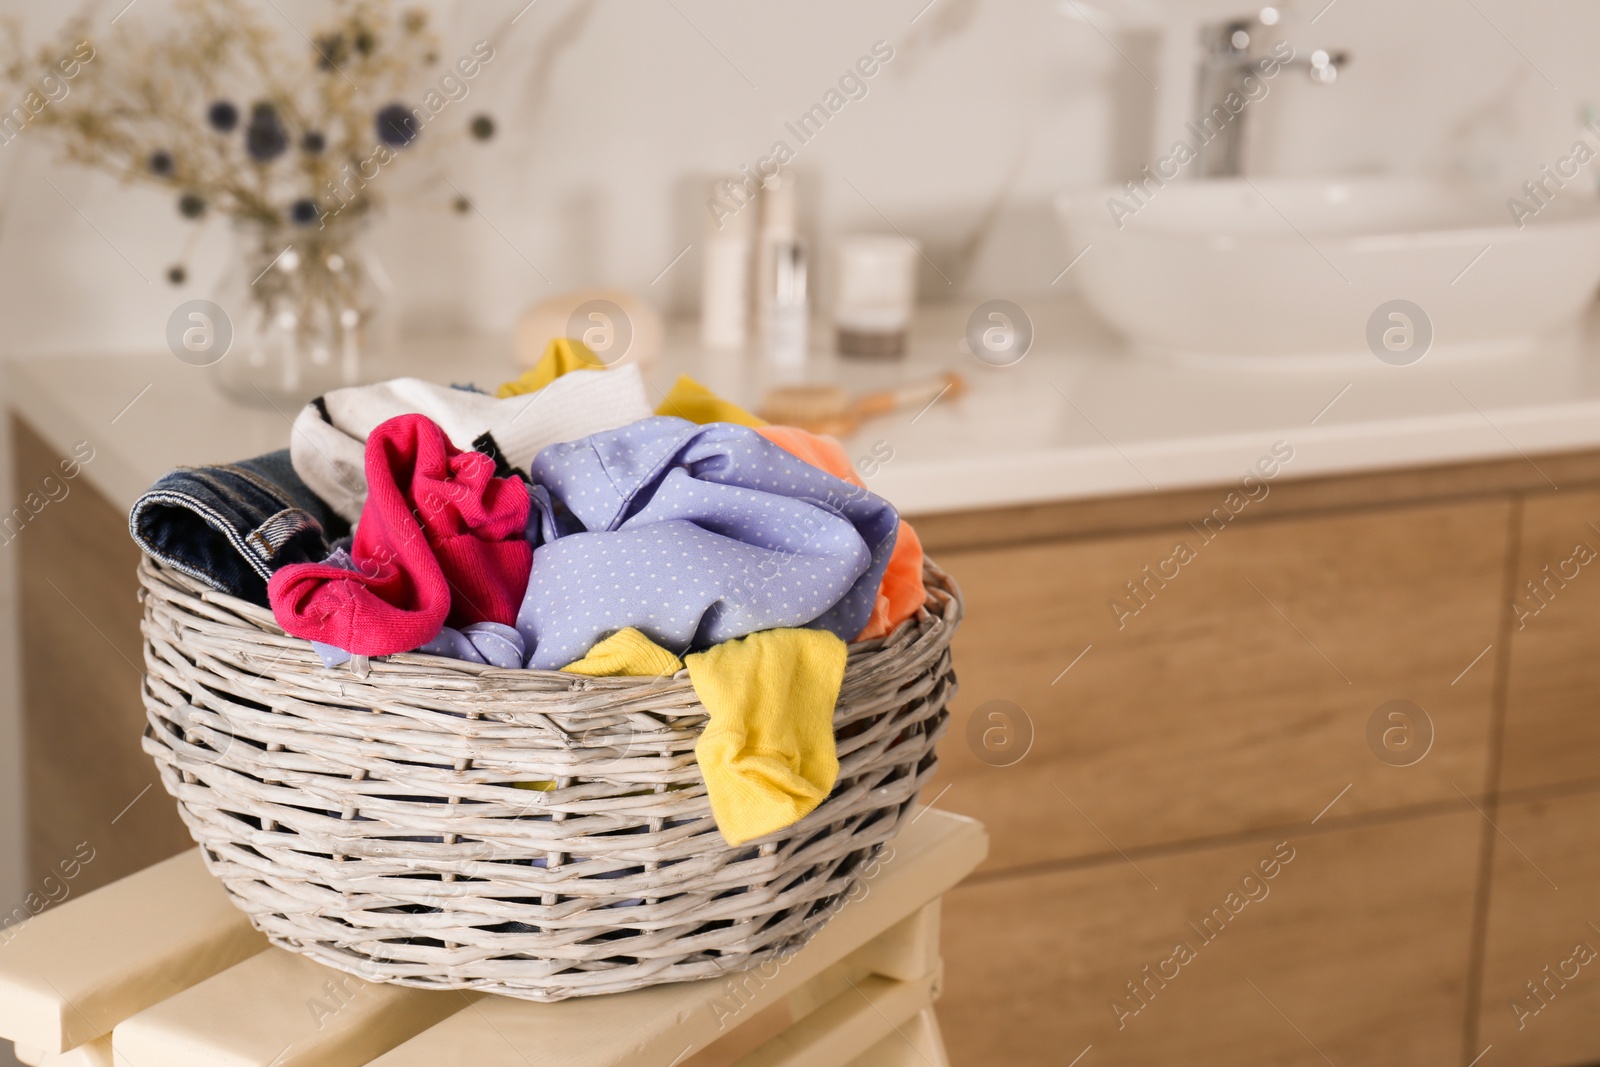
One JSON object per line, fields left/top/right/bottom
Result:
{"left": 137, "top": 558, "right": 961, "bottom": 1001}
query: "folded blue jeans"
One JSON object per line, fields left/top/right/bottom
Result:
{"left": 129, "top": 450, "right": 347, "bottom": 605}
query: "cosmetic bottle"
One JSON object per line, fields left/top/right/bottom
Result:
{"left": 757, "top": 173, "right": 807, "bottom": 367}
{"left": 762, "top": 239, "right": 808, "bottom": 368}
{"left": 701, "top": 176, "right": 753, "bottom": 349}
{"left": 834, "top": 234, "right": 918, "bottom": 358}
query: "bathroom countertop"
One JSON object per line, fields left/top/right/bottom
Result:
{"left": 8, "top": 298, "right": 1600, "bottom": 518}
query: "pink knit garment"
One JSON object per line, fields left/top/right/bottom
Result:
{"left": 268, "top": 413, "right": 531, "bottom": 655}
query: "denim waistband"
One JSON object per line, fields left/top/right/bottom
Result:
{"left": 129, "top": 450, "right": 347, "bottom": 605}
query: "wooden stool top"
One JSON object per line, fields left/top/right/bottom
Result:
{"left": 0, "top": 808, "right": 985, "bottom": 1067}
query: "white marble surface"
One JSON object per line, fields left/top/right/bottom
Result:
{"left": 8, "top": 298, "right": 1600, "bottom": 519}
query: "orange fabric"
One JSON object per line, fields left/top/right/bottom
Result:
{"left": 868, "top": 520, "right": 926, "bottom": 640}
{"left": 755, "top": 425, "right": 926, "bottom": 641}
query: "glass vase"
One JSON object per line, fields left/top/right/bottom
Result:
{"left": 211, "top": 219, "right": 395, "bottom": 408}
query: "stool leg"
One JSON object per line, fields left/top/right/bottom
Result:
{"left": 910, "top": 1009, "right": 952, "bottom": 1067}
{"left": 854, "top": 902, "right": 940, "bottom": 984}
{"left": 700, "top": 904, "right": 950, "bottom": 1067}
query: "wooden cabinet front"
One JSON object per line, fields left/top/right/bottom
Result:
{"left": 1477, "top": 788, "right": 1600, "bottom": 1064}
{"left": 940, "top": 811, "right": 1480, "bottom": 1067}
{"left": 12, "top": 417, "right": 189, "bottom": 897}
{"left": 929, "top": 499, "right": 1510, "bottom": 875}
{"left": 1502, "top": 489, "right": 1600, "bottom": 794}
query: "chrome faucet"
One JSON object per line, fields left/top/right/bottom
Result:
{"left": 1193, "top": 7, "right": 1347, "bottom": 178}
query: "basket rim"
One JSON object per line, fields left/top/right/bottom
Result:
{"left": 137, "top": 555, "right": 963, "bottom": 691}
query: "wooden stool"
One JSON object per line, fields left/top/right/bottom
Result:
{"left": 0, "top": 809, "right": 985, "bottom": 1067}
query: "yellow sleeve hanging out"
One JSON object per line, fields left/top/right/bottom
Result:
{"left": 686, "top": 628, "right": 845, "bottom": 847}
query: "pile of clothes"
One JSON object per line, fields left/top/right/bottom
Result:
{"left": 129, "top": 340, "right": 928, "bottom": 846}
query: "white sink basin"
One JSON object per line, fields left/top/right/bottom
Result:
{"left": 1055, "top": 177, "right": 1600, "bottom": 363}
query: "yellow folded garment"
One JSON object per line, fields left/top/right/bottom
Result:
{"left": 655, "top": 375, "right": 766, "bottom": 428}
{"left": 496, "top": 338, "right": 606, "bottom": 398}
{"left": 561, "top": 627, "right": 685, "bottom": 677}
{"left": 687, "top": 628, "right": 845, "bottom": 846}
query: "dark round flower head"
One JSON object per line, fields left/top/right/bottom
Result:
{"left": 148, "top": 150, "right": 174, "bottom": 176}
{"left": 375, "top": 103, "right": 418, "bottom": 147}
{"left": 469, "top": 114, "right": 495, "bottom": 141}
{"left": 290, "top": 198, "right": 321, "bottom": 225}
{"left": 300, "top": 130, "right": 326, "bottom": 154}
{"left": 453, "top": 195, "right": 470, "bottom": 214}
{"left": 354, "top": 29, "right": 376, "bottom": 56}
{"left": 245, "top": 102, "right": 288, "bottom": 162}
{"left": 314, "top": 33, "right": 347, "bottom": 70}
{"left": 177, "top": 193, "right": 205, "bottom": 219}
{"left": 167, "top": 264, "right": 186, "bottom": 285}
{"left": 207, "top": 100, "right": 239, "bottom": 132}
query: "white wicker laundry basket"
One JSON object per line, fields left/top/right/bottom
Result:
{"left": 136, "top": 557, "right": 960, "bottom": 1001}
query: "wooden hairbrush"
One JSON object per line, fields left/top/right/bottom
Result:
{"left": 757, "top": 372, "right": 965, "bottom": 436}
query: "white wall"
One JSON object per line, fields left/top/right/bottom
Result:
{"left": 0, "top": 0, "right": 1117, "bottom": 354}
{"left": 1, "top": 0, "right": 1595, "bottom": 358}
